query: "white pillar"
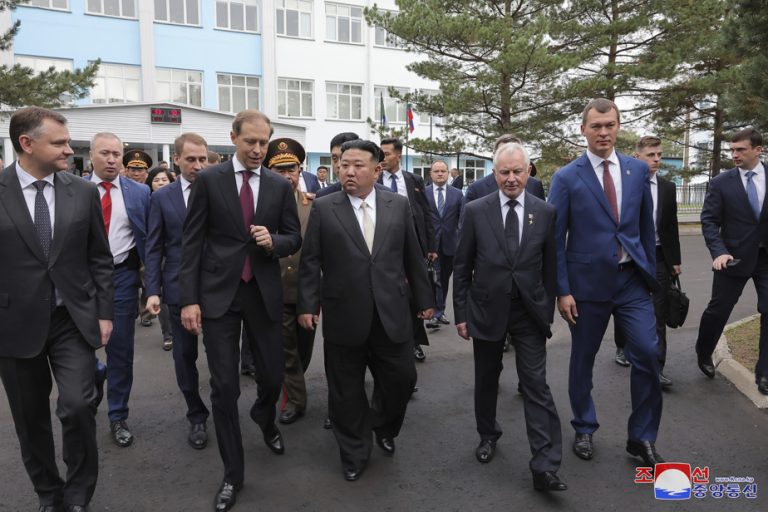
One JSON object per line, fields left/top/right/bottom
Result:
{"left": 138, "top": 0, "right": 157, "bottom": 102}
{"left": 261, "top": 0, "right": 277, "bottom": 118}
{"left": 162, "top": 144, "right": 171, "bottom": 164}
{"left": 3, "top": 138, "right": 15, "bottom": 163}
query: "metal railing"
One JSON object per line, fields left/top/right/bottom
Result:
{"left": 676, "top": 183, "right": 708, "bottom": 215}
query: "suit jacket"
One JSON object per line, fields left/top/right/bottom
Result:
{"left": 85, "top": 174, "right": 150, "bottom": 262}
{"left": 701, "top": 166, "right": 768, "bottom": 278}
{"left": 450, "top": 175, "right": 463, "bottom": 190}
{"left": 144, "top": 179, "right": 186, "bottom": 304}
{"left": 547, "top": 152, "right": 658, "bottom": 300}
{"left": 180, "top": 161, "right": 301, "bottom": 321}
{"left": 453, "top": 192, "right": 557, "bottom": 339}
{"left": 655, "top": 175, "right": 681, "bottom": 274}
{"left": 377, "top": 170, "right": 437, "bottom": 255}
{"left": 0, "top": 165, "right": 114, "bottom": 357}
{"left": 297, "top": 189, "right": 434, "bottom": 346}
{"left": 425, "top": 183, "right": 464, "bottom": 256}
{"left": 302, "top": 171, "right": 320, "bottom": 194}
{"left": 280, "top": 190, "right": 312, "bottom": 304}
{"left": 465, "top": 173, "right": 545, "bottom": 202}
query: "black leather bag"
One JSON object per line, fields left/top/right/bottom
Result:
{"left": 666, "top": 275, "right": 689, "bottom": 328}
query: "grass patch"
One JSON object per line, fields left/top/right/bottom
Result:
{"left": 725, "top": 316, "right": 760, "bottom": 373}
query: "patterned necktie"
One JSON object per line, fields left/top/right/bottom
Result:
{"left": 602, "top": 160, "right": 619, "bottom": 223}
{"left": 100, "top": 181, "right": 113, "bottom": 234}
{"left": 389, "top": 174, "right": 398, "bottom": 192}
{"left": 240, "top": 170, "right": 254, "bottom": 282}
{"left": 361, "top": 201, "right": 375, "bottom": 252}
{"left": 33, "top": 181, "right": 52, "bottom": 258}
{"left": 504, "top": 199, "right": 519, "bottom": 257}
{"left": 437, "top": 187, "right": 445, "bottom": 216}
{"left": 746, "top": 171, "right": 761, "bottom": 220}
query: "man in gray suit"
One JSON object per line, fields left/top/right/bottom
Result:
{"left": 453, "top": 142, "right": 566, "bottom": 492}
{"left": 298, "top": 139, "right": 434, "bottom": 482}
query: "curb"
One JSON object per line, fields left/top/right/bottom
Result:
{"left": 714, "top": 314, "right": 768, "bottom": 408}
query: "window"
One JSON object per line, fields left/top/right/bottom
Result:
{"left": 278, "top": 78, "right": 313, "bottom": 118}
{"left": 155, "top": 68, "right": 203, "bottom": 106}
{"left": 276, "top": 0, "right": 312, "bottom": 38}
{"left": 16, "top": 55, "right": 73, "bottom": 73}
{"left": 374, "top": 86, "right": 408, "bottom": 124}
{"left": 412, "top": 157, "right": 430, "bottom": 181}
{"left": 155, "top": 0, "right": 199, "bottom": 25}
{"left": 375, "top": 25, "right": 404, "bottom": 48}
{"left": 216, "top": 0, "right": 258, "bottom": 32}
{"left": 326, "top": 3, "right": 362, "bottom": 43}
{"left": 417, "top": 90, "right": 440, "bottom": 124}
{"left": 27, "top": 0, "right": 68, "bottom": 10}
{"left": 318, "top": 156, "right": 337, "bottom": 182}
{"left": 462, "top": 158, "right": 486, "bottom": 185}
{"left": 91, "top": 63, "right": 141, "bottom": 104}
{"left": 218, "top": 74, "right": 260, "bottom": 112}
{"left": 87, "top": 0, "right": 136, "bottom": 18}
{"left": 326, "top": 82, "right": 362, "bottom": 120}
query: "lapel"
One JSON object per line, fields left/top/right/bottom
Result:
{"left": 119, "top": 176, "right": 139, "bottom": 231}
{"left": 0, "top": 165, "right": 47, "bottom": 263}
{"left": 371, "top": 192, "right": 394, "bottom": 259}
{"left": 618, "top": 153, "right": 635, "bottom": 225}
{"left": 655, "top": 174, "right": 664, "bottom": 226}
{"left": 519, "top": 194, "right": 537, "bottom": 253}
{"left": 725, "top": 168, "right": 756, "bottom": 220}
{"left": 215, "top": 161, "right": 247, "bottom": 234}
{"left": 481, "top": 193, "right": 515, "bottom": 268}
{"left": 331, "top": 193, "right": 370, "bottom": 256}
{"left": 425, "top": 184, "right": 437, "bottom": 213}
{"left": 253, "top": 167, "right": 273, "bottom": 227}
{"left": 169, "top": 180, "right": 187, "bottom": 222}
{"left": 575, "top": 153, "right": 617, "bottom": 225}
{"left": 48, "top": 172, "right": 75, "bottom": 266}
{"left": 402, "top": 171, "right": 416, "bottom": 204}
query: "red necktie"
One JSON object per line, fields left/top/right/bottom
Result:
{"left": 100, "top": 182, "right": 113, "bottom": 234}
{"left": 240, "top": 171, "right": 254, "bottom": 282}
{"left": 602, "top": 160, "right": 618, "bottom": 223}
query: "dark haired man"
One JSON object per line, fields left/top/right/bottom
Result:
{"left": 316, "top": 132, "right": 360, "bottom": 199}
{"left": 316, "top": 165, "right": 330, "bottom": 188}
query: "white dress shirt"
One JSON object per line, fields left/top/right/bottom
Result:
{"left": 499, "top": 189, "right": 524, "bottom": 243}
{"left": 348, "top": 188, "right": 377, "bottom": 236}
{"left": 382, "top": 169, "right": 408, "bottom": 199}
{"left": 91, "top": 174, "right": 135, "bottom": 264}
{"left": 180, "top": 175, "right": 193, "bottom": 208}
{"left": 233, "top": 156, "right": 261, "bottom": 213}
{"left": 16, "top": 162, "right": 56, "bottom": 237}
{"left": 739, "top": 162, "right": 766, "bottom": 213}
{"left": 433, "top": 183, "right": 448, "bottom": 211}
{"left": 586, "top": 149, "right": 623, "bottom": 221}
{"left": 649, "top": 173, "right": 660, "bottom": 245}
{"left": 298, "top": 173, "right": 308, "bottom": 193}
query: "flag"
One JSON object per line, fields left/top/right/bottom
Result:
{"left": 380, "top": 92, "right": 387, "bottom": 129}
{"left": 406, "top": 103, "right": 415, "bottom": 134}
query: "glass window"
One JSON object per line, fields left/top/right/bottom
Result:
{"left": 16, "top": 55, "right": 73, "bottom": 73}
{"left": 325, "top": 2, "right": 362, "bottom": 43}
{"left": 216, "top": 0, "right": 258, "bottom": 32}
{"left": 86, "top": 0, "right": 137, "bottom": 18}
{"left": 276, "top": 0, "right": 312, "bottom": 38}
{"left": 217, "top": 73, "right": 260, "bottom": 113}
{"left": 155, "top": 0, "right": 200, "bottom": 25}
{"left": 90, "top": 63, "right": 142, "bottom": 104}
{"left": 417, "top": 89, "right": 441, "bottom": 124}
{"left": 326, "top": 81, "right": 362, "bottom": 120}
{"left": 155, "top": 67, "right": 203, "bottom": 106}
{"left": 278, "top": 78, "right": 313, "bottom": 118}
{"left": 374, "top": 86, "right": 408, "bottom": 124}
{"left": 462, "top": 158, "right": 486, "bottom": 185}
{"left": 374, "top": 20, "right": 404, "bottom": 49}
{"left": 28, "top": 0, "right": 69, "bottom": 10}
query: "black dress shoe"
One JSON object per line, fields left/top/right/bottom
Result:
{"left": 475, "top": 439, "right": 496, "bottom": 463}
{"left": 414, "top": 345, "right": 426, "bottom": 361}
{"left": 140, "top": 318, "right": 153, "bottom": 327}
{"left": 279, "top": 409, "right": 304, "bottom": 425}
{"left": 262, "top": 424, "right": 284, "bottom": 454}
{"left": 757, "top": 376, "right": 768, "bottom": 395}
{"left": 533, "top": 471, "right": 568, "bottom": 492}
{"left": 572, "top": 433, "right": 593, "bottom": 460}
{"left": 698, "top": 355, "right": 715, "bottom": 378}
{"left": 65, "top": 506, "right": 91, "bottom": 512}
{"left": 110, "top": 420, "right": 134, "bottom": 448}
{"left": 503, "top": 337, "right": 511, "bottom": 352}
{"left": 214, "top": 482, "right": 240, "bottom": 512}
{"left": 615, "top": 348, "right": 630, "bottom": 367}
{"left": 39, "top": 506, "right": 62, "bottom": 512}
{"left": 437, "top": 314, "right": 450, "bottom": 325}
{"left": 344, "top": 467, "right": 362, "bottom": 481}
{"left": 626, "top": 439, "right": 665, "bottom": 466}
{"left": 375, "top": 433, "right": 395, "bottom": 455}
{"left": 240, "top": 365, "right": 257, "bottom": 377}
{"left": 659, "top": 372, "right": 673, "bottom": 388}
{"left": 425, "top": 319, "right": 440, "bottom": 329}
{"left": 323, "top": 417, "right": 333, "bottom": 430}
{"left": 188, "top": 423, "right": 208, "bottom": 449}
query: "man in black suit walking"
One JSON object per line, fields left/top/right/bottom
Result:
{"left": 453, "top": 142, "right": 566, "bottom": 492}
{"left": 298, "top": 140, "right": 434, "bottom": 482}
{"left": 180, "top": 109, "right": 301, "bottom": 511}
{"left": 0, "top": 107, "right": 114, "bottom": 512}
{"left": 696, "top": 128, "right": 768, "bottom": 394}
{"left": 449, "top": 168, "right": 463, "bottom": 190}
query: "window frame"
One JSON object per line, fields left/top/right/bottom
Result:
{"left": 155, "top": 67, "right": 204, "bottom": 107}
{"left": 275, "top": 0, "right": 313, "bottom": 39}
{"left": 215, "top": 0, "right": 260, "bottom": 33}
{"left": 217, "top": 73, "right": 261, "bottom": 113}
{"left": 277, "top": 77, "right": 314, "bottom": 119}
{"left": 85, "top": 0, "right": 138, "bottom": 19}
{"left": 90, "top": 62, "right": 142, "bottom": 104}
{"left": 325, "top": 81, "right": 363, "bottom": 121}
{"left": 25, "top": 0, "right": 70, "bottom": 11}
{"left": 325, "top": 2, "right": 363, "bottom": 44}
{"left": 374, "top": 85, "right": 408, "bottom": 125}
{"left": 154, "top": 0, "right": 201, "bottom": 27}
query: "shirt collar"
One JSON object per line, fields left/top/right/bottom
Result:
{"left": 233, "top": 156, "right": 261, "bottom": 176}
{"left": 16, "top": 162, "right": 55, "bottom": 189}
{"left": 91, "top": 172, "right": 121, "bottom": 190}
{"left": 347, "top": 187, "right": 377, "bottom": 210}
{"left": 586, "top": 149, "right": 619, "bottom": 171}
{"left": 499, "top": 189, "right": 525, "bottom": 209}
{"left": 180, "top": 175, "right": 192, "bottom": 190}
{"left": 384, "top": 170, "right": 400, "bottom": 180}
{"left": 740, "top": 162, "right": 765, "bottom": 176}
{"left": 649, "top": 172, "right": 658, "bottom": 185}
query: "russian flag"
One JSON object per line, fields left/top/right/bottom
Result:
{"left": 407, "top": 104, "right": 415, "bottom": 134}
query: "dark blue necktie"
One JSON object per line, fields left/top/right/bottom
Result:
{"left": 746, "top": 171, "right": 761, "bottom": 220}
{"left": 437, "top": 187, "right": 445, "bottom": 216}
{"left": 33, "top": 181, "right": 52, "bottom": 258}
{"left": 504, "top": 199, "right": 519, "bottom": 256}
{"left": 389, "top": 174, "right": 398, "bottom": 192}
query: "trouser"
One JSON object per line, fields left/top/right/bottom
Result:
{"left": 282, "top": 303, "right": 316, "bottom": 412}
{"left": 167, "top": 304, "right": 209, "bottom": 425}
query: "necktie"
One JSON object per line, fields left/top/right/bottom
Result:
{"left": 504, "top": 199, "right": 519, "bottom": 257}
{"left": 746, "top": 171, "right": 761, "bottom": 220}
{"left": 361, "top": 201, "right": 374, "bottom": 252}
{"left": 240, "top": 170, "right": 255, "bottom": 282}
{"left": 389, "top": 174, "right": 398, "bottom": 192}
{"left": 33, "top": 181, "right": 52, "bottom": 258}
{"left": 602, "top": 160, "right": 619, "bottom": 223}
{"left": 437, "top": 187, "right": 445, "bottom": 216}
{"left": 100, "top": 182, "right": 113, "bottom": 234}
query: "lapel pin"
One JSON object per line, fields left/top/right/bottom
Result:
{"left": 528, "top": 213, "right": 534, "bottom": 225}
{"left": 626, "top": 170, "right": 630, "bottom": 175}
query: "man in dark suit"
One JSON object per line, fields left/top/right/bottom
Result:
{"left": 145, "top": 133, "right": 210, "bottom": 449}
{"left": 449, "top": 168, "right": 463, "bottom": 190}
{"left": 0, "top": 107, "right": 114, "bottom": 512}
{"left": 297, "top": 139, "right": 434, "bottom": 482}
{"left": 696, "top": 128, "right": 768, "bottom": 394}
{"left": 453, "top": 142, "right": 566, "bottom": 492}
{"left": 378, "top": 137, "right": 437, "bottom": 361}
{"left": 613, "top": 136, "right": 681, "bottom": 388}
{"left": 316, "top": 132, "right": 360, "bottom": 199}
{"left": 180, "top": 110, "right": 301, "bottom": 511}
{"left": 316, "top": 165, "right": 330, "bottom": 189}
{"left": 424, "top": 160, "right": 464, "bottom": 328}
{"left": 548, "top": 98, "right": 664, "bottom": 468}
{"left": 87, "top": 135, "right": 150, "bottom": 449}
{"left": 300, "top": 169, "right": 320, "bottom": 194}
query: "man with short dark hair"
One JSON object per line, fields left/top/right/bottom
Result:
{"left": 0, "top": 107, "right": 114, "bottom": 511}
{"left": 316, "top": 165, "right": 330, "bottom": 188}
{"left": 449, "top": 167, "right": 463, "bottom": 190}
{"left": 316, "top": 132, "right": 360, "bottom": 199}
{"left": 696, "top": 128, "right": 768, "bottom": 395}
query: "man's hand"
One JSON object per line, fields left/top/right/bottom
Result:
{"left": 250, "top": 225, "right": 273, "bottom": 251}
{"left": 427, "top": 252, "right": 438, "bottom": 262}
{"left": 456, "top": 322, "right": 469, "bottom": 340}
{"left": 557, "top": 295, "right": 578, "bottom": 325}
{"left": 712, "top": 254, "right": 733, "bottom": 271}
{"left": 298, "top": 314, "right": 316, "bottom": 330}
{"left": 98, "top": 319, "right": 112, "bottom": 346}
{"left": 146, "top": 295, "right": 161, "bottom": 315}
{"left": 672, "top": 264, "right": 682, "bottom": 276}
{"left": 418, "top": 308, "right": 435, "bottom": 320}
{"left": 182, "top": 304, "right": 202, "bottom": 335}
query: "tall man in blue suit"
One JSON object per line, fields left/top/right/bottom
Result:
{"left": 145, "top": 133, "right": 211, "bottom": 449}
{"left": 300, "top": 169, "right": 320, "bottom": 194}
{"left": 547, "top": 98, "right": 664, "bottom": 468}
{"left": 88, "top": 135, "right": 150, "bottom": 449}
{"left": 696, "top": 128, "right": 768, "bottom": 394}
{"left": 424, "top": 160, "right": 464, "bottom": 327}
